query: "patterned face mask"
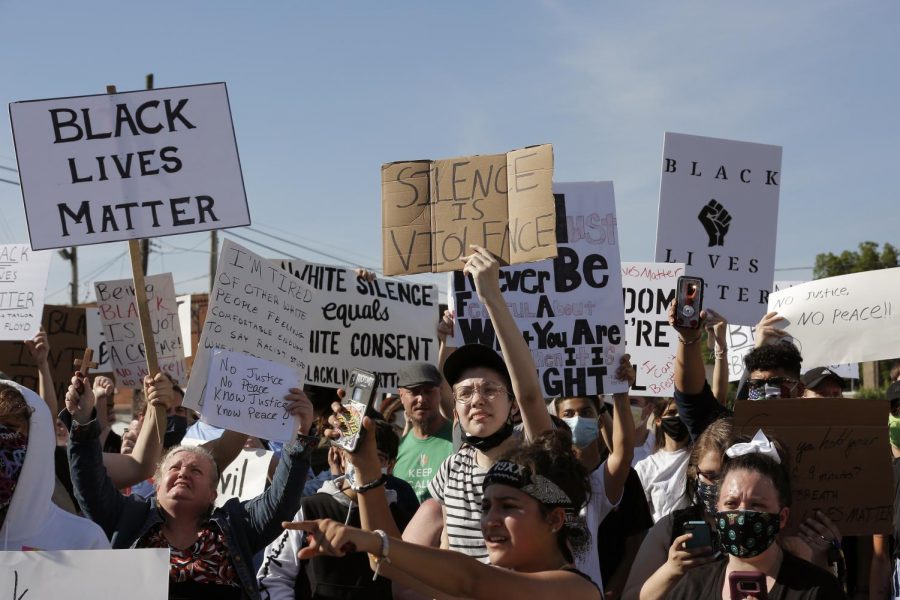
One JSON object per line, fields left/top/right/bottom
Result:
{"left": 0, "top": 424, "right": 28, "bottom": 529}
{"left": 695, "top": 479, "right": 719, "bottom": 515}
{"left": 716, "top": 509, "right": 780, "bottom": 558}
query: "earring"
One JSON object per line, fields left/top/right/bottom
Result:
{"left": 551, "top": 526, "right": 560, "bottom": 533}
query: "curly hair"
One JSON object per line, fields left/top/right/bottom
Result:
{"left": 744, "top": 341, "right": 803, "bottom": 378}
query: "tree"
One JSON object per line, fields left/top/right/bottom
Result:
{"left": 813, "top": 241, "right": 898, "bottom": 280}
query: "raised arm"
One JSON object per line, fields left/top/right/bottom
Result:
{"left": 436, "top": 309, "right": 456, "bottom": 421}
{"left": 605, "top": 356, "right": 636, "bottom": 504}
{"left": 463, "top": 246, "right": 551, "bottom": 440}
{"left": 25, "top": 327, "right": 57, "bottom": 416}
{"left": 705, "top": 310, "right": 729, "bottom": 406}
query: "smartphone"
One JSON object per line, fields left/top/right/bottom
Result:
{"left": 728, "top": 571, "right": 767, "bottom": 600}
{"left": 675, "top": 276, "right": 704, "bottom": 329}
{"left": 683, "top": 520, "right": 712, "bottom": 550}
{"left": 332, "top": 369, "right": 379, "bottom": 453}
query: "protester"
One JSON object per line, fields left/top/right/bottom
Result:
{"left": 869, "top": 380, "right": 900, "bottom": 599}
{"left": 93, "top": 375, "right": 122, "bottom": 453}
{"left": 801, "top": 367, "right": 844, "bottom": 398}
{"left": 704, "top": 309, "right": 730, "bottom": 405}
{"left": 0, "top": 379, "right": 109, "bottom": 550}
{"left": 666, "top": 431, "right": 846, "bottom": 599}
{"left": 634, "top": 398, "right": 692, "bottom": 522}
{"left": 64, "top": 372, "right": 313, "bottom": 599}
{"left": 630, "top": 396, "right": 657, "bottom": 466}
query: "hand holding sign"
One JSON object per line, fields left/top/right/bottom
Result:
{"left": 754, "top": 311, "right": 789, "bottom": 347}
{"left": 462, "top": 245, "right": 502, "bottom": 303}
{"left": 144, "top": 372, "right": 174, "bottom": 410}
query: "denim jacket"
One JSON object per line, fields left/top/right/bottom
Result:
{"left": 67, "top": 417, "right": 308, "bottom": 600}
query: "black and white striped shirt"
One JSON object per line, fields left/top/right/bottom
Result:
{"left": 428, "top": 444, "right": 490, "bottom": 562}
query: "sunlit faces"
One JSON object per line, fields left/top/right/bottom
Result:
{"left": 748, "top": 368, "right": 804, "bottom": 399}
{"left": 717, "top": 468, "right": 789, "bottom": 529}
{"left": 480, "top": 483, "right": 562, "bottom": 570}
{"left": 453, "top": 367, "right": 513, "bottom": 437}
{"left": 555, "top": 397, "right": 599, "bottom": 420}
{"left": 399, "top": 383, "right": 442, "bottom": 426}
{"left": 156, "top": 450, "right": 218, "bottom": 513}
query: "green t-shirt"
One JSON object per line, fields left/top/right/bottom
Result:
{"left": 394, "top": 420, "right": 454, "bottom": 502}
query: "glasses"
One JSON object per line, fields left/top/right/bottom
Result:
{"left": 748, "top": 376, "right": 799, "bottom": 398}
{"left": 453, "top": 383, "right": 510, "bottom": 405}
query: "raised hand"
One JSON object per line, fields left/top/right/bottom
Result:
{"left": 65, "top": 371, "right": 96, "bottom": 425}
{"left": 461, "top": 245, "right": 501, "bottom": 304}
{"left": 144, "top": 373, "right": 174, "bottom": 409}
{"left": 436, "top": 309, "right": 455, "bottom": 344}
{"left": 753, "top": 311, "right": 788, "bottom": 347}
{"left": 697, "top": 199, "right": 731, "bottom": 247}
{"left": 284, "top": 388, "right": 314, "bottom": 437}
{"left": 24, "top": 327, "right": 50, "bottom": 365}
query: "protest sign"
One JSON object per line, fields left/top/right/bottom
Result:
{"left": 93, "top": 273, "right": 185, "bottom": 388}
{"left": 201, "top": 350, "right": 300, "bottom": 442}
{"left": 86, "top": 308, "right": 112, "bottom": 372}
{"left": 0, "top": 244, "right": 52, "bottom": 340}
{"left": 734, "top": 397, "right": 892, "bottom": 535}
{"left": 655, "top": 132, "right": 782, "bottom": 326}
{"left": 177, "top": 294, "right": 192, "bottom": 357}
{"left": 382, "top": 144, "right": 557, "bottom": 275}
{"left": 621, "top": 262, "right": 684, "bottom": 397}
{"left": 280, "top": 259, "right": 438, "bottom": 392}
{"left": 183, "top": 239, "right": 316, "bottom": 412}
{"left": 0, "top": 549, "right": 168, "bottom": 598}
{"left": 767, "top": 267, "right": 900, "bottom": 367}
{"left": 182, "top": 437, "right": 273, "bottom": 507}
{"left": 9, "top": 83, "right": 249, "bottom": 250}
{"left": 451, "top": 182, "right": 627, "bottom": 397}
{"left": 0, "top": 304, "right": 86, "bottom": 400}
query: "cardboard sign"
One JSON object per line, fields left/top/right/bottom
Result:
{"left": 9, "top": 83, "right": 249, "bottom": 250}
{"left": 280, "top": 259, "right": 438, "bottom": 392}
{"left": 201, "top": 350, "right": 300, "bottom": 442}
{"left": 0, "top": 244, "right": 52, "bottom": 340}
{"left": 93, "top": 273, "right": 185, "bottom": 388}
{"left": 655, "top": 132, "right": 782, "bottom": 326}
{"left": 621, "top": 262, "right": 684, "bottom": 397}
{"left": 382, "top": 144, "right": 557, "bottom": 275}
{"left": 0, "top": 304, "right": 86, "bottom": 400}
{"left": 734, "top": 397, "right": 892, "bottom": 535}
{"left": 183, "top": 239, "right": 315, "bottom": 412}
{"left": 766, "top": 268, "right": 900, "bottom": 367}
{"left": 0, "top": 549, "right": 169, "bottom": 598}
{"left": 451, "top": 182, "right": 627, "bottom": 397}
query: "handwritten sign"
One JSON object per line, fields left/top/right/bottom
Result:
{"left": 280, "top": 259, "right": 438, "bottom": 392}
{"left": 182, "top": 438, "right": 273, "bottom": 507}
{"left": 451, "top": 182, "right": 626, "bottom": 397}
{"left": 9, "top": 83, "right": 249, "bottom": 250}
{"left": 93, "top": 273, "right": 185, "bottom": 388}
{"left": 0, "top": 549, "right": 169, "bottom": 598}
{"left": 655, "top": 133, "right": 782, "bottom": 326}
{"left": 766, "top": 268, "right": 900, "bottom": 367}
{"left": 183, "top": 239, "right": 316, "bottom": 412}
{"left": 0, "top": 244, "right": 52, "bottom": 340}
{"left": 734, "top": 397, "right": 892, "bottom": 535}
{"left": 382, "top": 144, "right": 556, "bottom": 275}
{"left": 177, "top": 294, "right": 192, "bottom": 357}
{"left": 201, "top": 350, "right": 300, "bottom": 442}
{"left": 621, "top": 262, "right": 684, "bottom": 397}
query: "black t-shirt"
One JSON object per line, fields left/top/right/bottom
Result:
{"left": 668, "top": 551, "right": 847, "bottom": 599}
{"left": 596, "top": 467, "right": 654, "bottom": 586}
{"left": 893, "top": 458, "right": 900, "bottom": 559}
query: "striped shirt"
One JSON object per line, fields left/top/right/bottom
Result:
{"left": 428, "top": 444, "right": 490, "bottom": 562}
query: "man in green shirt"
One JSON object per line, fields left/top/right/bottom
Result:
{"left": 393, "top": 362, "right": 454, "bottom": 502}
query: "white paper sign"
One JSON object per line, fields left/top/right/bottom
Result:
{"left": 0, "top": 244, "right": 52, "bottom": 340}
{"left": 621, "top": 262, "right": 684, "bottom": 397}
{"left": 280, "top": 259, "right": 438, "bottom": 392}
{"left": 767, "top": 268, "right": 900, "bottom": 367}
{"left": 201, "top": 350, "right": 300, "bottom": 442}
{"left": 214, "top": 448, "right": 273, "bottom": 507}
{"left": 94, "top": 272, "right": 185, "bottom": 388}
{"left": 177, "top": 294, "right": 192, "bottom": 357}
{"left": 655, "top": 132, "right": 782, "bottom": 326}
{"left": 10, "top": 83, "right": 249, "bottom": 250}
{"left": 0, "top": 549, "right": 169, "bottom": 599}
{"left": 451, "top": 182, "right": 627, "bottom": 397}
{"left": 86, "top": 308, "right": 112, "bottom": 371}
{"left": 183, "top": 239, "right": 316, "bottom": 412}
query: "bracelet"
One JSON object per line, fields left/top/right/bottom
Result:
{"left": 714, "top": 349, "right": 727, "bottom": 360}
{"left": 351, "top": 473, "right": 387, "bottom": 494}
{"left": 371, "top": 529, "right": 391, "bottom": 581}
{"left": 679, "top": 333, "right": 703, "bottom": 345}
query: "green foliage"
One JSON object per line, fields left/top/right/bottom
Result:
{"left": 813, "top": 241, "right": 899, "bottom": 279}
{"left": 853, "top": 386, "right": 889, "bottom": 400}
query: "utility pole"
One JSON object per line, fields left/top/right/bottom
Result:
{"left": 209, "top": 230, "right": 218, "bottom": 292}
{"left": 58, "top": 247, "right": 78, "bottom": 305}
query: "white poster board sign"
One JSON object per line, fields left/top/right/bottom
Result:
{"left": 177, "top": 294, "right": 192, "bottom": 357}
{"left": 0, "top": 244, "right": 52, "bottom": 340}
{"left": 621, "top": 262, "right": 684, "bottom": 397}
{"left": 86, "top": 308, "right": 112, "bottom": 372}
{"left": 767, "top": 268, "right": 900, "bottom": 367}
{"left": 201, "top": 350, "right": 300, "bottom": 442}
{"left": 280, "top": 259, "right": 438, "bottom": 392}
{"left": 94, "top": 272, "right": 185, "bottom": 388}
{"left": 10, "top": 83, "right": 249, "bottom": 250}
{"left": 655, "top": 132, "right": 782, "bottom": 326}
{"left": 0, "top": 549, "right": 169, "bottom": 599}
{"left": 183, "top": 239, "right": 316, "bottom": 412}
{"left": 451, "top": 182, "right": 627, "bottom": 397}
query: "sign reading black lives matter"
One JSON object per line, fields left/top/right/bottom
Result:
{"left": 451, "top": 182, "right": 627, "bottom": 398}
{"left": 655, "top": 133, "right": 782, "bottom": 326}
{"left": 9, "top": 83, "right": 249, "bottom": 250}
{"left": 280, "top": 259, "right": 438, "bottom": 393}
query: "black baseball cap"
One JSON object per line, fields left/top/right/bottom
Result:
{"left": 801, "top": 367, "right": 844, "bottom": 390}
{"left": 396, "top": 362, "right": 443, "bottom": 389}
{"left": 442, "top": 344, "right": 511, "bottom": 387}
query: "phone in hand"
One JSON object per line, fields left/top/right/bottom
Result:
{"left": 675, "top": 276, "right": 704, "bottom": 329}
{"left": 728, "top": 570, "right": 767, "bottom": 600}
{"left": 683, "top": 520, "right": 712, "bottom": 550}
{"left": 332, "top": 369, "right": 379, "bottom": 453}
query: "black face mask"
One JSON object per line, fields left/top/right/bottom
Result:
{"left": 660, "top": 416, "right": 689, "bottom": 443}
{"left": 164, "top": 415, "right": 188, "bottom": 448}
{"left": 461, "top": 419, "right": 514, "bottom": 452}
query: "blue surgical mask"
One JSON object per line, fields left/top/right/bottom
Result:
{"left": 562, "top": 416, "right": 599, "bottom": 449}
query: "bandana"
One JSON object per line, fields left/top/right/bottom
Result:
{"left": 0, "top": 424, "right": 28, "bottom": 531}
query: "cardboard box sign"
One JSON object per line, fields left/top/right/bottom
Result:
{"left": 733, "top": 397, "right": 892, "bottom": 536}
{"left": 382, "top": 144, "right": 557, "bottom": 275}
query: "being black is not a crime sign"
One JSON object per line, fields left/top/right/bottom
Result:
{"left": 9, "top": 82, "right": 250, "bottom": 251}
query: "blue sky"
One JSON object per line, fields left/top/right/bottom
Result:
{"left": 1, "top": 1, "right": 897, "bottom": 304}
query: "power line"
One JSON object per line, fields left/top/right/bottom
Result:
{"left": 0, "top": 177, "right": 19, "bottom": 186}
{"left": 246, "top": 226, "right": 376, "bottom": 270}
{"left": 0, "top": 165, "right": 17, "bottom": 173}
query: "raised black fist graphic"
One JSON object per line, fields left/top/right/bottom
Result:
{"left": 698, "top": 199, "right": 731, "bottom": 247}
